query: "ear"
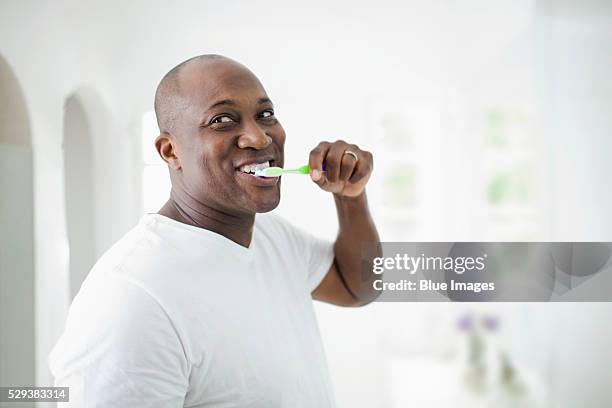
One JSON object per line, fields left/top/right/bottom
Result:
{"left": 155, "top": 132, "right": 181, "bottom": 170}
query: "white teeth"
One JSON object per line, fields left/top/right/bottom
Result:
{"left": 255, "top": 161, "right": 270, "bottom": 171}
{"left": 240, "top": 160, "right": 270, "bottom": 173}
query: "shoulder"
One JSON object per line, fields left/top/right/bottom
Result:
{"left": 52, "top": 218, "right": 187, "bottom": 366}
{"left": 87, "top": 214, "right": 188, "bottom": 288}
{"left": 49, "top": 268, "right": 189, "bottom": 378}
{"left": 66, "top": 217, "right": 190, "bottom": 346}
{"left": 59, "top": 270, "right": 179, "bottom": 351}
{"left": 48, "top": 268, "right": 190, "bottom": 404}
{"left": 89, "top": 217, "right": 155, "bottom": 276}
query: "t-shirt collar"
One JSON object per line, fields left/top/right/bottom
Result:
{"left": 142, "top": 213, "right": 256, "bottom": 260}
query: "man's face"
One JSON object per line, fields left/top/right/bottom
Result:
{"left": 172, "top": 61, "right": 285, "bottom": 215}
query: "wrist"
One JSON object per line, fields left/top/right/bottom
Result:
{"left": 333, "top": 190, "right": 368, "bottom": 210}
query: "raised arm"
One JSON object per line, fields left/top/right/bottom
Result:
{"left": 308, "top": 140, "right": 382, "bottom": 306}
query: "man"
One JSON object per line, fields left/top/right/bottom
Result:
{"left": 49, "top": 54, "right": 380, "bottom": 407}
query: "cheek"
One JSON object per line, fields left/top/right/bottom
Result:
{"left": 275, "top": 125, "right": 287, "bottom": 146}
{"left": 196, "top": 136, "right": 236, "bottom": 177}
{"left": 270, "top": 128, "right": 286, "bottom": 164}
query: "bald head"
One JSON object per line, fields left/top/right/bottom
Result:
{"left": 153, "top": 53, "right": 285, "bottom": 217}
{"left": 154, "top": 54, "right": 251, "bottom": 134}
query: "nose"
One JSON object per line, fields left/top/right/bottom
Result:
{"left": 237, "top": 120, "right": 272, "bottom": 150}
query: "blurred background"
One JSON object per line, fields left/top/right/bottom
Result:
{"left": 1, "top": 0, "right": 612, "bottom": 406}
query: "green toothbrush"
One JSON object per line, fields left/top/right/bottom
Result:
{"left": 254, "top": 164, "right": 326, "bottom": 178}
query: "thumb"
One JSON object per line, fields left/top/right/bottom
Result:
{"left": 311, "top": 168, "right": 330, "bottom": 190}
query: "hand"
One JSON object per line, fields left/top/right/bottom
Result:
{"left": 308, "top": 140, "right": 373, "bottom": 198}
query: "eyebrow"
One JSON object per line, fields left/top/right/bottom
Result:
{"left": 258, "top": 97, "right": 272, "bottom": 105}
{"left": 207, "top": 99, "right": 235, "bottom": 110}
{"left": 206, "top": 97, "right": 273, "bottom": 111}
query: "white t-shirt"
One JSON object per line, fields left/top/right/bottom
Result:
{"left": 48, "top": 212, "right": 337, "bottom": 407}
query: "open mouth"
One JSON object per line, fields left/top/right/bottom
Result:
{"left": 237, "top": 160, "right": 273, "bottom": 176}
{"left": 235, "top": 159, "right": 279, "bottom": 187}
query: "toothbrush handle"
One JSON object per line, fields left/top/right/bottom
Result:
{"left": 302, "top": 164, "right": 326, "bottom": 173}
{"left": 306, "top": 164, "right": 327, "bottom": 173}
{"left": 284, "top": 164, "right": 326, "bottom": 174}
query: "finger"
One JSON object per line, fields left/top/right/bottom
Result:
{"left": 325, "top": 141, "right": 349, "bottom": 183}
{"left": 339, "top": 145, "right": 359, "bottom": 182}
{"left": 348, "top": 150, "right": 373, "bottom": 184}
{"left": 309, "top": 141, "right": 331, "bottom": 182}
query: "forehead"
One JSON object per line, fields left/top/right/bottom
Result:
{"left": 178, "top": 60, "right": 268, "bottom": 108}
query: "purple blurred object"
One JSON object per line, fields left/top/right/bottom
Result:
{"left": 483, "top": 315, "right": 499, "bottom": 331}
{"left": 457, "top": 314, "right": 473, "bottom": 331}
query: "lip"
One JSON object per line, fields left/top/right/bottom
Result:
{"left": 234, "top": 157, "right": 276, "bottom": 169}
{"left": 235, "top": 171, "right": 280, "bottom": 187}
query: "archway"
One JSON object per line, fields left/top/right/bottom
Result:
{"left": 63, "top": 86, "right": 118, "bottom": 300}
{"left": 63, "top": 93, "right": 95, "bottom": 299}
{"left": 0, "top": 54, "right": 35, "bottom": 391}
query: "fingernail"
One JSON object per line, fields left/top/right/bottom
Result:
{"left": 312, "top": 169, "right": 321, "bottom": 180}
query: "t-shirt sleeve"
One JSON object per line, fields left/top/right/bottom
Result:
{"left": 304, "top": 228, "right": 336, "bottom": 292}
{"left": 267, "top": 213, "right": 335, "bottom": 292}
{"left": 48, "top": 271, "right": 189, "bottom": 408}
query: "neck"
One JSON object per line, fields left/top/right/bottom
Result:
{"left": 158, "top": 187, "right": 255, "bottom": 248}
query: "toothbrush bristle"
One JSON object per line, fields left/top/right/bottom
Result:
{"left": 256, "top": 167, "right": 283, "bottom": 177}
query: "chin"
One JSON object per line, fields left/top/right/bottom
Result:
{"left": 252, "top": 194, "right": 281, "bottom": 213}
{"left": 242, "top": 185, "right": 280, "bottom": 213}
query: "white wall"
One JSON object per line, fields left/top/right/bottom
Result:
{"left": 0, "top": 0, "right": 139, "bottom": 388}
{"left": 0, "top": 0, "right": 611, "bottom": 406}
{"left": 0, "top": 54, "right": 35, "bottom": 408}
{"left": 537, "top": 0, "right": 612, "bottom": 241}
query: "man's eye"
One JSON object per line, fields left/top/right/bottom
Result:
{"left": 211, "top": 115, "right": 234, "bottom": 124}
{"left": 260, "top": 110, "right": 275, "bottom": 119}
